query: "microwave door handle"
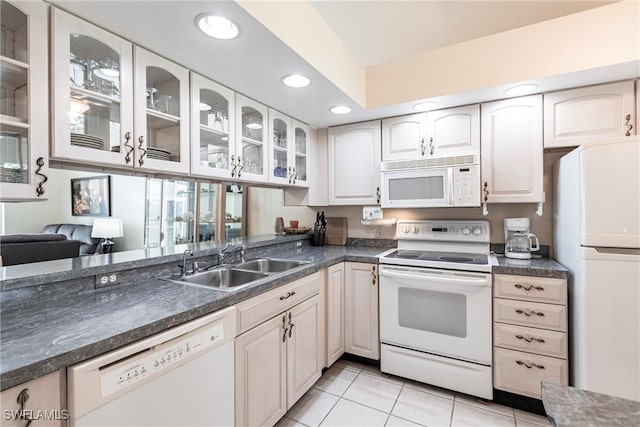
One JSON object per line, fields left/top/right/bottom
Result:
{"left": 380, "top": 267, "right": 490, "bottom": 287}
{"left": 447, "top": 167, "right": 454, "bottom": 205}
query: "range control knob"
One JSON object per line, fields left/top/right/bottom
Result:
{"left": 412, "top": 226, "right": 420, "bottom": 233}
{"left": 462, "top": 227, "right": 471, "bottom": 235}
{"left": 402, "top": 225, "right": 410, "bottom": 234}
{"left": 473, "top": 227, "right": 482, "bottom": 235}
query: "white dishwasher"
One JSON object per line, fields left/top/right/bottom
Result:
{"left": 68, "top": 306, "right": 236, "bottom": 427}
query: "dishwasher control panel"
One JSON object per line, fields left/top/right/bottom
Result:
{"left": 100, "top": 323, "right": 224, "bottom": 397}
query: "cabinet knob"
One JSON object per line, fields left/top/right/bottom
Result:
{"left": 237, "top": 156, "right": 243, "bottom": 178}
{"left": 137, "top": 136, "right": 146, "bottom": 166}
{"left": 230, "top": 155, "right": 237, "bottom": 177}
{"left": 420, "top": 138, "right": 426, "bottom": 156}
{"left": 429, "top": 137, "right": 434, "bottom": 155}
{"left": 376, "top": 187, "right": 381, "bottom": 204}
{"left": 288, "top": 312, "right": 294, "bottom": 338}
{"left": 483, "top": 181, "right": 489, "bottom": 202}
{"left": 371, "top": 265, "right": 377, "bottom": 286}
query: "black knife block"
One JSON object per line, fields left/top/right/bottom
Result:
{"left": 312, "top": 226, "right": 325, "bottom": 246}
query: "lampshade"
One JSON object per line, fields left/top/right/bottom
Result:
{"left": 91, "top": 218, "right": 123, "bottom": 239}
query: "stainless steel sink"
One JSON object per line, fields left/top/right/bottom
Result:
{"left": 165, "top": 267, "right": 268, "bottom": 290}
{"left": 234, "top": 258, "right": 310, "bottom": 273}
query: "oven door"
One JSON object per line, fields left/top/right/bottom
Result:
{"left": 381, "top": 168, "right": 452, "bottom": 208}
{"left": 379, "top": 264, "right": 492, "bottom": 364}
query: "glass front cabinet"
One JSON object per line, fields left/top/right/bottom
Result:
{"left": 0, "top": 0, "right": 49, "bottom": 201}
{"left": 268, "top": 109, "right": 308, "bottom": 187}
{"left": 235, "top": 94, "right": 268, "bottom": 183}
{"left": 51, "top": 8, "right": 189, "bottom": 174}
{"left": 190, "top": 72, "right": 235, "bottom": 179}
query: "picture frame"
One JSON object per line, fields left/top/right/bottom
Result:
{"left": 71, "top": 175, "right": 111, "bottom": 217}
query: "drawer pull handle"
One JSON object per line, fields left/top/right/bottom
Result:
{"left": 516, "top": 360, "right": 545, "bottom": 370}
{"left": 279, "top": 291, "right": 296, "bottom": 301}
{"left": 515, "top": 309, "right": 545, "bottom": 317}
{"left": 514, "top": 283, "right": 544, "bottom": 291}
{"left": 515, "top": 334, "right": 546, "bottom": 343}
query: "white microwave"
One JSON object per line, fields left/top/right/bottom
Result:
{"left": 381, "top": 156, "right": 480, "bottom": 208}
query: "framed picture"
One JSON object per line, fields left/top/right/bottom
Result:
{"left": 71, "top": 175, "right": 111, "bottom": 216}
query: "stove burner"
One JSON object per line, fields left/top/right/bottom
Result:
{"left": 438, "top": 256, "right": 475, "bottom": 262}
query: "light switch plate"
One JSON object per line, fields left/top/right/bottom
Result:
{"left": 363, "top": 206, "right": 382, "bottom": 220}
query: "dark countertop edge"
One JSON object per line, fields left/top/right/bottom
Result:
{"left": 0, "top": 234, "right": 310, "bottom": 291}
{"left": 0, "top": 249, "right": 382, "bottom": 390}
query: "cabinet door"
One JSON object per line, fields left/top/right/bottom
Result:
{"left": 426, "top": 104, "right": 480, "bottom": 158}
{"left": 481, "top": 95, "right": 543, "bottom": 203}
{"left": 328, "top": 121, "right": 381, "bottom": 205}
{"left": 291, "top": 120, "right": 309, "bottom": 187}
{"left": 51, "top": 7, "right": 134, "bottom": 169}
{"left": 544, "top": 81, "right": 635, "bottom": 148}
{"left": 325, "top": 263, "right": 345, "bottom": 367}
{"left": 0, "top": 371, "right": 62, "bottom": 427}
{"left": 286, "top": 295, "right": 323, "bottom": 409}
{"left": 345, "top": 262, "right": 379, "bottom": 360}
{"left": 190, "top": 72, "right": 235, "bottom": 179}
{"left": 235, "top": 314, "right": 287, "bottom": 427}
{"left": 268, "top": 108, "right": 292, "bottom": 185}
{"left": 235, "top": 94, "right": 268, "bottom": 183}
{"left": 134, "top": 46, "right": 189, "bottom": 174}
{"left": 0, "top": 0, "right": 48, "bottom": 201}
{"left": 381, "top": 113, "right": 427, "bottom": 161}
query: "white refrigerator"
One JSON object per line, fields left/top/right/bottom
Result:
{"left": 554, "top": 136, "right": 640, "bottom": 401}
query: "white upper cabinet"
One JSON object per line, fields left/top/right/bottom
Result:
{"left": 190, "top": 72, "right": 235, "bottom": 179}
{"left": 291, "top": 120, "right": 309, "bottom": 187}
{"left": 268, "top": 111, "right": 309, "bottom": 187}
{"left": 544, "top": 81, "right": 635, "bottom": 148}
{"left": 426, "top": 104, "right": 480, "bottom": 158}
{"left": 328, "top": 120, "right": 382, "bottom": 205}
{"left": 52, "top": 7, "right": 134, "bottom": 168}
{"left": 235, "top": 94, "right": 268, "bottom": 183}
{"left": 481, "top": 95, "right": 544, "bottom": 204}
{"left": 133, "top": 46, "right": 189, "bottom": 174}
{"left": 52, "top": 9, "right": 190, "bottom": 174}
{"left": 381, "top": 113, "right": 427, "bottom": 161}
{"left": 0, "top": 0, "right": 49, "bottom": 201}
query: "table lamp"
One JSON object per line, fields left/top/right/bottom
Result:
{"left": 91, "top": 218, "right": 123, "bottom": 254}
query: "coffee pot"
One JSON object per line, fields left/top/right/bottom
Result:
{"left": 505, "top": 232, "right": 540, "bottom": 259}
{"left": 504, "top": 217, "right": 540, "bottom": 260}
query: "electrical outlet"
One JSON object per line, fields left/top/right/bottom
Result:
{"left": 99, "top": 276, "right": 109, "bottom": 285}
{"left": 109, "top": 274, "right": 117, "bottom": 283}
{"left": 96, "top": 273, "right": 119, "bottom": 286}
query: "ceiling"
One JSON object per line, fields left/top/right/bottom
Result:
{"left": 50, "top": 0, "right": 633, "bottom": 128}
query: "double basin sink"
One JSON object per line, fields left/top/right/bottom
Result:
{"left": 164, "top": 258, "right": 310, "bottom": 291}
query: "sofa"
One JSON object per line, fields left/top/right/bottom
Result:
{"left": 0, "top": 223, "right": 104, "bottom": 267}
{"left": 42, "top": 223, "right": 103, "bottom": 255}
{"left": 0, "top": 233, "right": 82, "bottom": 266}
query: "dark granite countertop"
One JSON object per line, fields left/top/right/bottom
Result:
{"left": 0, "top": 235, "right": 568, "bottom": 391}
{"left": 492, "top": 254, "right": 569, "bottom": 279}
{"left": 0, "top": 240, "right": 387, "bottom": 390}
{"left": 542, "top": 382, "right": 640, "bottom": 426}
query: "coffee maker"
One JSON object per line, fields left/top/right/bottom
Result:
{"left": 504, "top": 217, "right": 540, "bottom": 259}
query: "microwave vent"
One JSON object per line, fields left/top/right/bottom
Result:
{"left": 382, "top": 154, "right": 477, "bottom": 171}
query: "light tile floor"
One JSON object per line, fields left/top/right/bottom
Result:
{"left": 276, "top": 359, "right": 551, "bottom": 427}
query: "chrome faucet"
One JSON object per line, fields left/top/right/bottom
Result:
{"left": 218, "top": 243, "right": 245, "bottom": 265}
{"left": 181, "top": 249, "right": 194, "bottom": 278}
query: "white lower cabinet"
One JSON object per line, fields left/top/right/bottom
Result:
{"left": 0, "top": 371, "right": 64, "bottom": 427}
{"left": 235, "top": 273, "right": 323, "bottom": 427}
{"left": 345, "top": 262, "right": 379, "bottom": 360}
{"left": 493, "top": 274, "right": 568, "bottom": 399}
{"left": 325, "top": 262, "right": 345, "bottom": 366}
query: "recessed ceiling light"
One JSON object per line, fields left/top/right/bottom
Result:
{"left": 199, "top": 102, "right": 212, "bottom": 111}
{"left": 504, "top": 84, "right": 538, "bottom": 97}
{"left": 413, "top": 101, "right": 438, "bottom": 112}
{"left": 246, "top": 123, "right": 262, "bottom": 130}
{"left": 196, "top": 14, "right": 239, "bottom": 40}
{"left": 330, "top": 105, "right": 351, "bottom": 114}
{"left": 282, "top": 74, "right": 311, "bottom": 88}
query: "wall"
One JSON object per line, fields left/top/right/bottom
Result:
{"left": 249, "top": 150, "right": 570, "bottom": 256}
{"left": 1, "top": 169, "right": 146, "bottom": 251}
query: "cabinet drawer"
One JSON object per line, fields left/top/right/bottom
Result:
{"left": 494, "top": 323, "right": 567, "bottom": 359}
{"left": 494, "top": 298, "right": 567, "bottom": 332}
{"left": 494, "top": 347, "right": 568, "bottom": 399}
{"left": 237, "top": 272, "right": 321, "bottom": 334}
{"left": 494, "top": 274, "right": 566, "bottom": 305}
